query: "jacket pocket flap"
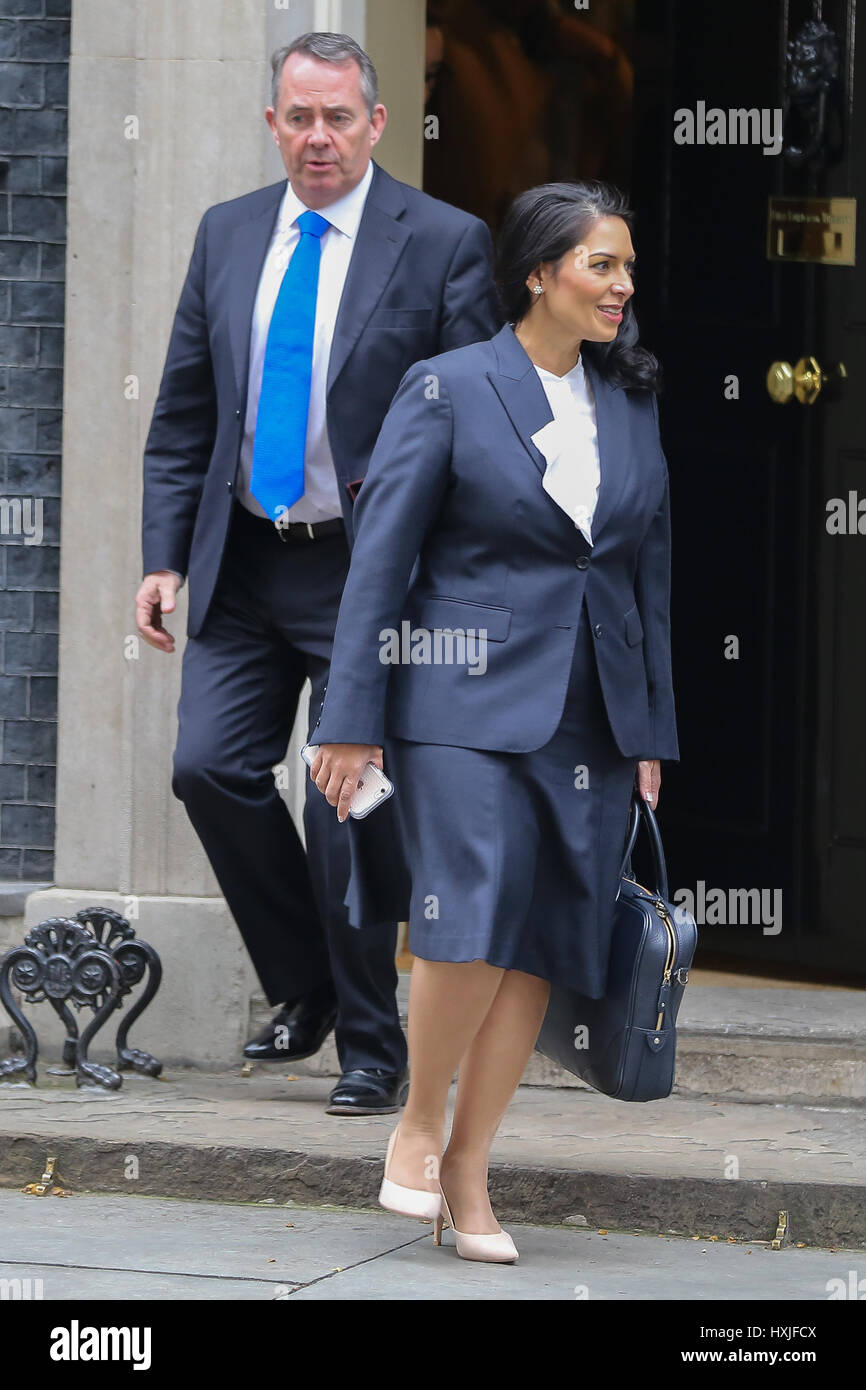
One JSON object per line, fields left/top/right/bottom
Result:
{"left": 415, "top": 596, "right": 512, "bottom": 642}
{"left": 624, "top": 603, "right": 644, "bottom": 646}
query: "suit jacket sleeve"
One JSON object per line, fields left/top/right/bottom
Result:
{"left": 438, "top": 218, "right": 502, "bottom": 351}
{"left": 141, "top": 210, "right": 218, "bottom": 580}
{"left": 314, "top": 360, "right": 454, "bottom": 746}
{"left": 634, "top": 393, "right": 679, "bottom": 762}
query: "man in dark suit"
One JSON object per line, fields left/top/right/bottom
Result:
{"left": 135, "top": 32, "right": 500, "bottom": 1114}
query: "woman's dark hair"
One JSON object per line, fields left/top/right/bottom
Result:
{"left": 496, "top": 181, "right": 662, "bottom": 392}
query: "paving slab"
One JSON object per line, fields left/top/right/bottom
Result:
{"left": 0, "top": 1189, "right": 420, "bottom": 1290}
{"left": 0, "top": 1069, "right": 863, "bottom": 1246}
{"left": 0, "top": 1263, "right": 287, "bottom": 1300}
{"left": 0, "top": 1190, "right": 861, "bottom": 1303}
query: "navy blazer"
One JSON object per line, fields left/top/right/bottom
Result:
{"left": 315, "top": 323, "right": 679, "bottom": 762}
{"left": 141, "top": 161, "right": 501, "bottom": 638}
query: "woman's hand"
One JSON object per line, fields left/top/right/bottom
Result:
{"left": 635, "top": 759, "right": 661, "bottom": 810}
{"left": 310, "top": 744, "right": 384, "bottom": 824}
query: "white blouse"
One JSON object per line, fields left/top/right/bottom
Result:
{"left": 531, "top": 356, "right": 601, "bottom": 546}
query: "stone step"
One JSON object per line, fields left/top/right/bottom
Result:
{"left": 250, "top": 978, "right": 866, "bottom": 1108}
{"left": 5, "top": 951, "right": 864, "bottom": 1107}
{"left": 0, "top": 1068, "right": 862, "bottom": 1247}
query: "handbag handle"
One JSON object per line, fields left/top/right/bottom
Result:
{"left": 618, "top": 792, "right": 670, "bottom": 902}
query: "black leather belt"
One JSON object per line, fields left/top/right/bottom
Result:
{"left": 275, "top": 517, "right": 345, "bottom": 543}
{"left": 235, "top": 505, "right": 345, "bottom": 543}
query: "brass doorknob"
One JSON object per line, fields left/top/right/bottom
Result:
{"left": 766, "top": 356, "right": 847, "bottom": 404}
{"left": 766, "top": 360, "right": 794, "bottom": 403}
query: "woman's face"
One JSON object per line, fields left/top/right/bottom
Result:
{"left": 528, "top": 216, "right": 636, "bottom": 343}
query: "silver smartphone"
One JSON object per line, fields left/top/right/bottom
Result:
{"left": 301, "top": 743, "right": 395, "bottom": 819}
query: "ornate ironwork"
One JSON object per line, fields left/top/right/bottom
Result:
{"left": 0, "top": 909, "right": 163, "bottom": 1090}
{"left": 73, "top": 907, "right": 163, "bottom": 1076}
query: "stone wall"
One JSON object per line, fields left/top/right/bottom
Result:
{"left": 0, "top": 0, "right": 70, "bottom": 883}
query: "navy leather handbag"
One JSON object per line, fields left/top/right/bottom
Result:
{"left": 534, "top": 794, "right": 698, "bottom": 1102}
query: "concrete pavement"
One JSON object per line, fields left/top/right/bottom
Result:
{"left": 0, "top": 1190, "right": 861, "bottom": 1301}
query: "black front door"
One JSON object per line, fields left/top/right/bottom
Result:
{"left": 422, "top": 0, "right": 866, "bottom": 976}
{"left": 633, "top": 0, "right": 866, "bottom": 973}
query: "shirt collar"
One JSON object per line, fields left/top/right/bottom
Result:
{"left": 278, "top": 160, "right": 374, "bottom": 240}
{"left": 534, "top": 355, "right": 585, "bottom": 384}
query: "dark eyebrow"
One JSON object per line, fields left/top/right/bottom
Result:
{"left": 588, "top": 251, "right": 637, "bottom": 261}
{"left": 285, "top": 102, "right": 355, "bottom": 114}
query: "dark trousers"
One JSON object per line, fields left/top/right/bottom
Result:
{"left": 171, "top": 500, "right": 406, "bottom": 1074}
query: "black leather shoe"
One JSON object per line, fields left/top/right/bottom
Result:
{"left": 326, "top": 1068, "right": 409, "bottom": 1116}
{"left": 243, "top": 992, "right": 338, "bottom": 1062}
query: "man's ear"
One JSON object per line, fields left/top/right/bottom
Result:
{"left": 369, "top": 103, "right": 388, "bottom": 147}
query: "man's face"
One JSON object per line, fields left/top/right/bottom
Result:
{"left": 266, "top": 53, "right": 387, "bottom": 209}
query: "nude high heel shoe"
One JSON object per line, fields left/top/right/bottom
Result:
{"left": 378, "top": 1124, "right": 442, "bottom": 1223}
{"left": 433, "top": 1184, "right": 519, "bottom": 1263}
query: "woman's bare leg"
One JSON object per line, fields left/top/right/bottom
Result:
{"left": 439, "top": 969, "right": 551, "bottom": 1233}
{"left": 386, "top": 956, "right": 506, "bottom": 1192}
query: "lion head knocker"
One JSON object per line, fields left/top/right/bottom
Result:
{"left": 783, "top": 19, "right": 843, "bottom": 170}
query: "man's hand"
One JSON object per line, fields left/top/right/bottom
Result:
{"left": 635, "top": 758, "right": 661, "bottom": 810}
{"left": 310, "top": 743, "right": 384, "bottom": 824}
{"left": 136, "top": 571, "right": 182, "bottom": 653}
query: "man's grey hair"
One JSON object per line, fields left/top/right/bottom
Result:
{"left": 270, "top": 33, "right": 379, "bottom": 117}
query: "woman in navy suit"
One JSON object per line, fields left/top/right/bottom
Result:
{"left": 310, "top": 181, "right": 678, "bottom": 1263}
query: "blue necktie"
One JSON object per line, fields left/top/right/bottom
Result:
{"left": 251, "top": 209, "right": 330, "bottom": 523}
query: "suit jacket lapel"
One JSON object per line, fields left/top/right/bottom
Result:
{"left": 228, "top": 182, "right": 285, "bottom": 404}
{"left": 487, "top": 325, "right": 632, "bottom": 545}
{"left": 486, "top": 325, "right": 553, "bottom": 476}
{"left": 327, "top": 162, "right": 412, "bottom": 394}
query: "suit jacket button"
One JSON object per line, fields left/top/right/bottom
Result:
{"left": 235, "top": 409, "right": 241, "bottom": 419}
{"left": 593, "top": 623, "right": 603, "bottom": 638}
{"left": 226, "top": 481, "right": 232, "bottom": 490}
{"left": 575, "top": 556, "right": 589, "bottom": 570}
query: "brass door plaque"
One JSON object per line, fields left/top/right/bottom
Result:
{"left": 767, "top": 197, "right": 856, "bottom": 265}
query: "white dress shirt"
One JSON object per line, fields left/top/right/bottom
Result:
{"left": 237, "top": 160, "right": 375, "bottom": 523}
{"left": 530, "top": 355, "right": 601, "bottom": 546}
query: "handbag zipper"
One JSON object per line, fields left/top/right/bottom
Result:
{"left": 621, "top": 877, "right": 679, "bottom": 1032}
{"left": 654, "top": 899, "right": 676, "bottom": 1031}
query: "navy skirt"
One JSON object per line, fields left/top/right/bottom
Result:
{"left": 387, "top": 601, "right": 638, "bottom": 998}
